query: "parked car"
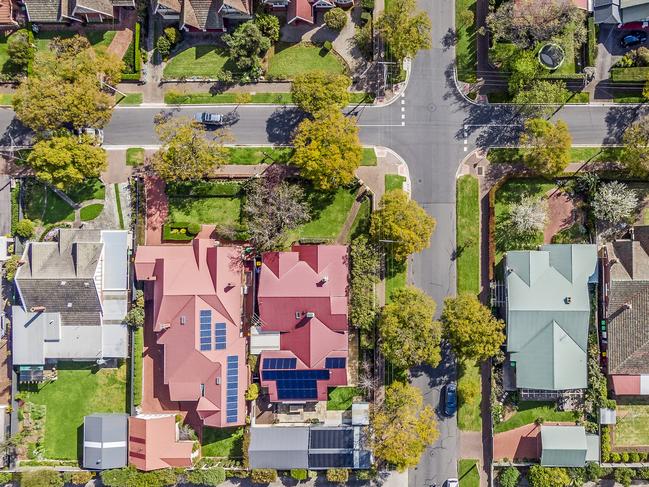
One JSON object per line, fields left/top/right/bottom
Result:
{"left": 619, "top": 31, "right": 648, "bottom": 48}
{"left": 443, "top": 383, "right": 457, "bottom": 416}
{"left": 194, "top": 112, "right": 224, "bottom": 126}
{"left": 446, "top": 479, "right": 459, "bottom": 487}
{"left": 76, "top": 127, "right": 104, "bottom": 145}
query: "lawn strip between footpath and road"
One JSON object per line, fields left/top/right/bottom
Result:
{"left": 488, "top": 146, "right": 624, "bottom": 165}
{"left": 458, "top": 361, "right": 482, "bottom": 431}
{"left": 164, "top": 91, "right": 374, "bottom": 105}
{"left": 384, "top": 173, "right": 408, "bottom": 302}
{"left": 227, "top": 146, "right": 293, "bottom": 165}
{"left": 126, "top": 147, "right": 145, "bottom": 166}
{"left": 458, "top": 459, "right": 480, "bottom": 487}
{"left": 493, "top": 401, "right": 578, "bottom": 433}
{"left": 456, "top": 175, "right": 480, "bottom": 295}
{"left": 361, "top": 148, "right": 377, "bottom": 166}
{"left": 455, "top": 0, "right": 477, "bottom": 83}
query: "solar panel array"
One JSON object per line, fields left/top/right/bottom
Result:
{"left": 310, "top": 428, "right": 353, "bottom": 449}
{"left": 214, "top": 323, "right": 226, "bottom": 350}
{"left": 262, "top": 370, "right": 330, "bottom": 380}
{"left": 261, "top": 369, "right": 330, "bottom": 400}
{"left": 325, "top": 357, "right": 346, "bottom": 369}
{"left": 308, "top": 453, "right": 354, "bottom": 468}
{"left": 262, "top": 358, "right": 297, "bottom": 370}
{"left": 226, "top": 355, "right": 238, "bottom": 423}
{"left": 199, "top": 310, "right": 211, "bottom": 351}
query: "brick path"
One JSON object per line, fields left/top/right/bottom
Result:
{"left": 106, "top": 10, "right": 136, "bottom": 60}
{"left": 144, "top": 174, "right": 168, "bottom": 245}
{"left": 544, "top": 189, "right": 576, "bottom": 244}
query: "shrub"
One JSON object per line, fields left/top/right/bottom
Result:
{"left": 290, "top": 469, "right": 308, "bottom": 481}
{"left": 135, "top": 289, "right": 144, "bottom": 308}
{"left": 254, "top": 13, "right": 280, "bottom": 42}
{"left": 187, "top": 222, "right": 201, "bottom": 235}
{"left": 164, "top": 26, "right": 181, "bottom": 46}
{"left": 62, "top": 471, "right": 94, "bottom": 484}
{"left": 251, "top": 469, "right": 277, "bottom": 484}
{"left": 324, "top": 8, "right": 347, "bottom": 30}
{"left": 15, "top": 218, "right": 35, "bottom": 239}
{"left": 356, "top": 468, "right": 377, "bottom": 480}
{"left": 638, "top": 467, "right": 649, "bottom": 480}
{"left": 8, "top": 31, "right": 34, "bottom": 71}
{"left": 156, "top": 35, "right": 171, "bottom": 58}
{"left": 499, "top": 466, "right": 520, "bottom": 487}
{"left": 0, "top": 472, "right": 12, "bottom": 484}
{"left": 640, "top": 452, "right": 649, "bottom": 462}
{"left": 326, "top": 468, "right": 349, "bottom": 484}
{"left": 20, "top": 470, "right": 63, "bottom": 487}
{"left": 360, "top": 11, "right": 372, "bottom": 26}
{"left": 585, "top": 462, "right": 606, "bottom": 481}
{"left": 610, "top": 452, "right": 622, "bottom": 463}
{"left": 622, "top": 452, "right": 630, "bottom": 463}
{"left": 125, "top": 306, "right": 145, "bottom": 327}
{"left": 361, "top": 0, "right": 374, "bottom": 10}
{"left": 631, "top": 452, "right": 641, "bottom": 463}
{"left": 614, "top": 467, "right": 636, "bottom": 487}
{"left": 245, "top": 383, "right": 259, "bottom": 401}
{"left": 4, "top": 255, "right": 20, "bottom": 282}
{"left": 323, "top": 40, "right": 333, "bottom": 52}
{"left": 186, "top": 468, "right": 226, "bottom": 486}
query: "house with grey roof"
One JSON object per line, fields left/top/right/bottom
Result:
{"left": 603, "top": 226, "right": 649, "bottom": 396}
{"left": 21, "top": 0, "right": 134, "bottom": 24}
{"left": 12, "top": 229, "right": 129, "bottom": 381}
{"left": 153, "top": 0, "right": 251, "bottom": 32}
{"left": 594, "top": 0, "right": 649, "bottom": 23}
{"left": 505, "top": 244, "right": 598, "bottom": 397}
{"left": 540, "top": 425, "right": 599, "bottom": 467}
{"left": 83, "top": 413, "right": 128, "bottom": 470}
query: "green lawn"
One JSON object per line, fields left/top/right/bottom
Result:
{"left": 494, "top": 401, "right": 578, "bottom": 433}
{"left": 23, "top": 181, "right": 75, "bottom": 224}
{"left": 487, "top": 90, "right": 589, "bottom": 104}
{"left": 455, "top": 0, "right": 477, "bottom": 83}
{"left": 163, "top": 45, "right": 231, "bottom": 79}
{"left": 115, "top": 184, "right": 125, "bottom": 230}
{"left": 614, "top": 405, "right": 649, "bottom": 447}
{"left": 201, "top": 427, "right": 244, "bottom": 458}
{"left": 34, "top": 30, "right": 116, "bottom": 53}
{"left": 64, "top": 179, "right": 105, "bottom": 204}
{"left": 291, "top": 186, "right": 357, "bottom": 241}
{"left": 227, "top": 146, "right": 293, "bottom": 165}
{"left": 126, "top": 147, "right": 145, "bottom": 166}
{"left": 267, "top": 42, "right": 346, "bottom": 80}
{"left": 385, "top": 260, "right": 407, "bottom": 303}
{"left": 459, "top": 460, "right": 480, "bottom": 487}
{"left": 327, "top": 387, "right": 360, "bottom": 411}
{"left": 168, "top": 196, "right": 242, "bottom": 226}
{"left": 132, "top": 327, "right": 143, "bottom": 408}
{"left": 20, "top": 362, "right": 127, "bottom": 460}
{"left": 456, "top": 175, "right": 480, "bottom": 296}
{"left": 385, "top": 174, "right": 406, "bottom": 192}
{"left": 458, "top": 361, "right": 482, "bottom": 431}
{"left": 348, "top": 197, "right": 371, "bottom": 242}
{"left": 165, "top": 91, "right": 374, "bottom": 105}
{"left": 80, "top": 203, "right": 104, "bottom": 221}
{"left": 0, "top": 93, "right": 13, "bottom": 105}
{"left": 361, "top": 148, "right": 377, "bottom": 166}
{"left": 117, "top": 93, "right": 143, "bottom": 106}
{"left": 489, "top": 146, "right": 623, "bottom": 165}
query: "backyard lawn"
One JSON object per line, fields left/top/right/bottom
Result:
{"left": 614, "top": 405, "right": 649, "bottom": 447}
{"left": 20, "top": 362, "right": 127, "bottom": 460}
{"left": 290, "top": 185, "right": 358, "bottom": 241}
{"left": 494, "top": 401, "right": 578, "bottom": 433}
{"left": 168, "top": 196, "right": 242, "bottom": 227}
{"left": 327, "top": 387, "right": 360, "bottom": 411}
{"left": 455, "top": 0, "right": 477, "bottom": 83}
{"left": 459, "top": 459, "right": 480, "bottom": 487}
{"left": 201, "top": 427, "right": 244, "bottom": 458}
{"left": 267, "top": 42, "right": 346, "bottom": 80}
{"left": 458, "top": 361, "right": 481, "bottom": 432}
{"left": 456, "top": 175, "right": 480, "bottom": 295}
{"left": 163, "top": 45, "right": 231, "bottom": 79}
{"left": 23, "top": 180, "right": 75, "bottom": 225}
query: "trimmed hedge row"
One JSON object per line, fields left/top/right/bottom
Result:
{"left": 10, "top": 180, "right": 19, "bottom": 235}
{"left": 587, "top": 17, "right": 598, "bottom": 67}
{"left": 122, "top": 22, "right": 142, "bottom": 82}
{"left": 611, "top": 66, "right": 649, "bottom": 82}
{"left": 167, "top": 181, "right": 243, "bottom": 197}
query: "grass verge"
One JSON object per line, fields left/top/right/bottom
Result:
{"left": 458, "top": 361, "right": 481, "bottom": 431}
{"left": 459, "top": 459, "right": 480, "bottom": 487}
{"left": 165, "top": 91, "right": 374, "bottom": 105}
{"left": 132, "top": 327, "right": 143, "bottom": 407}
{"left": 385, "top": 174, "right": 406, "bottom": 192}
{"left": 361, "top": 148, "right": 377, "bottom": 166}
{"left": 455, "top": 0, "right": 477, "bottom": 83}
{"left": 456, "top": 175, "right": 480, "bottom": 295}
{"left": 488, "top": 146, "right": 624, "bottom": 165}
{"left": 227, "top": 146, "right": 293, "bottom": 165}
{"left": 126, "top": 147, "right": 145, "bottom": 166}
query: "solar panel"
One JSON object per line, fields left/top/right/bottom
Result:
{"left": 308, "top": 453, "right": 354, "bottom": 468}
{"left": 262, "top": 369, "right": 330, "bottom": 381}
{"left": 200, "top": 310, "right": 211, "bottom": 351}
{"left": 226, "top": 355, "right": 238, "bottom": 423}
{"left": 325, "top": 357, "right": 346, "bottom": 369}
{"left": 214, "top": 323, "right": 226, "bottom": 350}
{"left": 310, "top": 428, "right": 354, "bottom": 449}
{"left": 262, "top": 358, "right": 297, "bottom": 369}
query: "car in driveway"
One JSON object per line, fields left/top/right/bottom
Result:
{"left": 194, "top": 112, "right": 224, "bottom": 126}
{"left": 443, "top": 383, "right": 457, "bottom": 416}
{"left": 619, "top": 31, "right": 648, "bottom": 49}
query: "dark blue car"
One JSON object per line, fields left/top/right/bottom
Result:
{"left": 444, "top": 383, "right": 458, "bottom": 416}
{"left": 620, "top": 31, "right": 648, "bottom": 49}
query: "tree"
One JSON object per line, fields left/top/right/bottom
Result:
{"left": 372, "top": 381, "right": 438, "bottom": 470}
{"left": 20, "top": 470, "right": 64, "bottom": 487}
{"left": 152, "top": 116, "right": 229, "bottom": 182}
{"left": 370, "top": 189, "right": 436, "bottom": 262}
{"left": 223, "top": 21, "right": 270, "bottom": 74}
{"left": 325, "top": 8, "right": 348, "bottom": 30}
{"left": 499, "top": 466, "right": 520, "bottom": 487}
{"left": 592, "top": 181, "right": 638, "bottom": 224}
{"left": 3, "top": 255, "right": 20, "bottom": 282}
{"left": 7, "top": 31, "right": 34, "bottom": 71}
{"left": 508, "top": 50, "right": 542, "bottom": 94}
{"left": 441, "top": 294, "right": 505, "bottom": 362}
{"left": 519, "top": 118, "right": 571, "bottom": 176}
{"left": 350, "top": 235, "right": 381, "bottom": 342}
{"left": 292, "top": 111, "right": 362, "bottom": 190}
{"left": 291, "top": 70, "right": 351, "bottom": 115}
{"left": 125, "top": 307, "right": 145, "bottom": 328}
{"left": 245, "top": 383, "right": 259, "bottom": 401}
{"left": 379, "top": 286, "right": 442, "bottom": 370}
{"left": 622, "top": 115, "right": 649, "bottom": 175}
{"left": 375, "top": 0, "right": 431, "bottom": 63}
{"left": 243, "top": 178, "right": 310, "bottom": 250}
{"left": 254, "top": 13, "right": 280, "bottom": 42}
{"left": 15, "top": 219, "right": 35, "bottom": 239}
{"left": 513, "top": 80, "right": 572, "bottom": 115}
{"left": 527, "top": 466, "right": 570, "bottom": 487}
{"left": 509, "top": 195, "right": 548, "bottom": 235}
{"left": 27, "top": 135, "right": 107, "bottom": 190}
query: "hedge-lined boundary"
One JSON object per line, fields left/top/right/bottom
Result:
{"left": 611, "top": 66, "right": 649, "bottom": 82}
{"left": 121, "top": 23, "right": 142, "bottom": 82}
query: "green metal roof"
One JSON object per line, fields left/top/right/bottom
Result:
{"left": 505, "top": 244, "right": 597, "bottom": 391}
{"left": 540, "top": 425, "right": 587, "bottom": 467}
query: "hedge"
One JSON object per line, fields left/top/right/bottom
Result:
{"left": 185, "top": 468, "right": 226, "bottom": 486}
{"left": 163, "top": 222, "right": 195, "bottom": 241}
{"left": 133, "top": 327, "right": 143, "bottom": 407}
{"left": 251, "top": 469, "right": 277, "bottom": 483}
{"left": 10, "top": 180, "right": 19, "bottom": 235}
{"left": 610, "top": 66, "right": 649, "bottom": 82}
{"left": 166, "top": 180, "right": 242, "bottom": 197}
{"left": 587, "top": 17, "right": 598, "bottom": 67}
{"left": 121, "top": 22, "right": 142, "bottom": 82}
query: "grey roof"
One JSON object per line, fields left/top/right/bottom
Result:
{"left": 182, "top": 0, "right": 223, "bottom": 30}
{"left": 83, "top": 414, "right": 128, "bottom": 470}
{"left": 540, "top": 425, "right": 588, "bottom": 467}
{"left": 23, "top": 0, "right": 61, "bottom": 22}
{"left": 101, "top": 231, "right": 128, "bottom": 291}
{"left": 249, "top": 427, "right": 309, "bottom": 469}
{"left": 622, "top": 0, "right": 649, "bottom": 20}
{"left": 506, "top": 244, "right": 597, "bottom": 391}
{"left": 74, "top": 0, "right": 114, "bottom": 17}
{"left": 11, "top": 306, "right": 59, "bottom": 365}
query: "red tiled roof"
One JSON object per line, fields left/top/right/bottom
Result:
{"left": 611, "top": 375, "right": 641, "bottom": 395}
{"left": 287, "top": 0, "right": 313, "bottom": 24}
{"left": 128, "top": 415, "right": 194, "bottom": 471}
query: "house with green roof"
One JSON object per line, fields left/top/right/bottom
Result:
{"left": 540, "top": 425, "right": 599, "bottom": 467}
{"left": 505, "top": 244, "right": 598, "bottom": 396}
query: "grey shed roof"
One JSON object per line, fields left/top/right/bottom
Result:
{"left": 249, "top": 427, "right": 309, "bottom": 469}
{"left": 101, "top": 231, "right": 129, "bottom": 291}
{"left": 506, "top": 244, "right": 597, "bottom": 391}
{"left": 23, "top": 0, "right": 61, "bottom": 21}
{"left": 540, "top": 425, "right": 587, "bottom": 467}
{"left": 83, "top": 414, "right": 128, "bottom": 470}
{"left": 11, "top": 306, "right": 60, "bottom": 365}
{"left": 595, "top": 3, "right": 622, "bottom": 22}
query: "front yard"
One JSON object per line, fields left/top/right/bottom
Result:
{"left": 267, "top": 42, "right": 347, "bottom": 80}
{"left": 494, "top": 401, "right": 578, "bottom": 434}
{"left": 614, "top": 405, "right": 649, "bottom": 447}
{"left": 201, "top": 426, "right": 244, "bottom": 458}
{"left": 163, "top": 45, "right": 232, "bottom": 79}
{"left": 23, "top": 180, "right": 75, "bottom": 226}
{"left": 19, "top": 362, "right": 127, "bottom": 460}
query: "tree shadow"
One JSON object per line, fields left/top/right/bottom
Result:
{"left": 604, "top": 105, "right": 649, "bottom": 144}
{"left": 265, "top": 107, "right": 307, "bottom": 144}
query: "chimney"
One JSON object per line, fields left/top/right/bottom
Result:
{"left": 30, "top": 306, "right": 46, "bottom": 313}
{"left": 160, "top": 323, "right": 171, "bottom": 330}
{"left": 306, "top": 312, "right": 315, "bottom": 319}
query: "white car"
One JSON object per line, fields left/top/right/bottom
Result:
{"left": 76, "top": 127, "right": 104, "bottom": 145}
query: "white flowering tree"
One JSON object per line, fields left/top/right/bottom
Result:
{"left": 592, "top": 181, "right": 638, "bottom": 224}
{"left": 509, "top": 195, "right": 548, "bottom": 235}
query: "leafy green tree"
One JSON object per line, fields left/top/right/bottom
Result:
{"left": 379, "top": 286, "right": 442, "bottom": 369}
{"left": 254, "top": 13, "right": 280, "bottom": 42}
{"left": 499, "top": 466, "right": 520, "bottom": 487}
{"left": 27, "top": 135, "right": 107, "bottom": 190}
{"left": 513, "top": 80, "right": 572, "bottom": 115}
{"left": 15, "top": 219, "right": 35, "bottom": 239}
{"left": 20, "top": 470, "right": 63, "bottom": 487}
{"left": 153, "top": 116, "right": 229, "bottom": 182}
{"left": 372, "top": 381, "right": 438, "bottom": 471}
{"left": 350, "top": 235, "right": 381, "bottom": 341}
{"left": 291, "top": 70, "right": 351, "bottom": 115}
{"left": 519, "top": 118, "right": 572, "bottom": 176}
{"left": 7, "top": 31, "right": 34, "bottom": 71}
{"left": 292, "top": 110, "right": 362, "bottom": 190}
{"left": 375, "top": 0, "right": 431, "bottom": 63}
{"left": 370, "top": 189, "right": 436, "bottom": 262}
{"left": 3, "top": 255, "right": 20, "bottom": 282}
{"left": 622, "top": 115, "right": 649, "bottom": 176}
{"left": 125, "top": 307, "right": 145, "bottom": 327}
{"left": 325, "top": 7, "right": 348, "bottom": 30}
{"left": 441, "top": 294, "right": 505, "bottom": 362}
{"left": 508, "top": 50, "right": 541, "bottom": 94}
{"left": 245, "top": 383, "right": 259, "bottom": 400}
{"left": 223, "top": 21, "right": 271, "bottom": 74}
{"left": 527, "top": 466, "right": 570, "bottom": 487}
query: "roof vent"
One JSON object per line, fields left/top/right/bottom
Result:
{"left": 506, "top": 267, "right": 514, "bottom": 274}
{"left": 623, "top": 302, "right": 633, "bottom": 311}
{"left": 60, "top": 281, "right": 66, "bottom": 286}
{"left": 180, "top": 316, "right": 186, "bottom": 325}
{"left": 84, "top": 282, "right": 89, "bottom": 287}
{"left": 306, "top": 312, "right": 315, "bottom": 318}
{"left": 565, "top": 296, "right": 572, "bottom": 304}
{"left": 67, "top": 302, "right": 72, "bottom": 308}
{"left": 215, "top": 377, "right": 221, "bottom": 385}
{"left": 321, "top": 276, "right": 329, "bottom": 284}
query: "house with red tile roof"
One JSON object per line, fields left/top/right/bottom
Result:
{"left": 254, "top": 245, "right": 349, "bottom": 402}
{"left": 263, "top": 0, "right": 346, "bottom": 25}
{"left": 134, "top": 239, "right": 247, "bottom": 428}
{"left": 128, "top": 414, "right": 195, "bottom": 471}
